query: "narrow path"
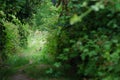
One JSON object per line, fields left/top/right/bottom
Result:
{"left": 10, "top": 73, "right": 34, "bottom": 80}
{"left": 9, "top": 65, "right": 35, "bottom": 80}
{"left": 8, "top": 63, "right": 69, "bottom": 80}
{"left": 7, "top": 31, "right": 68, "bottom": 80}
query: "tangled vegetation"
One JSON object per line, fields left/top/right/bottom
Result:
{"left": 0, "top": 0, "right": 120, "bottom": 80}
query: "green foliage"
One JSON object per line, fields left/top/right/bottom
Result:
{"left": 41, "top": 30, "right": 58, "bottom": 63}
{"left": 34, "top": 0, "right": 61, "bottom": 63}
{"left": 55, "top": 0, "right": 120, "bottom": 79}
{"left": 3, "top": 22, "right": 20, "bottom": 54}
{"left": 0, "top": 22, "right": 6, "bottom": 61}
{"left": 1, "top": 0, "right": 120, "bottom": 80}
{"left": 0, "top": 0, "right": 35, "bottom": 61}
{"left": 18, "top": 24, "right": 29, "bottom": 48}
{"left": 0, "top": 0, "right": 42, "bottom": 22}
{"left": 1, "top": 18, "right": 29, "bottom": 57}
{"left": 34, "top": 0, "right": 59, "bottom": 30}
{"left": 6, "top": 54, "right": 29, "bottom": 68}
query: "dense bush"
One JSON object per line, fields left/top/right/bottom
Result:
{"left": 34, "top": 0, "right": 59, "bottom": 30}
{"left": 0, "top": 22, "right": 6, "bottom": 61}
{"left": 0, "top": 0, "right": 40, "bottom": 62}
{"left": 3, "top": 22, "right": 20, "bottom": 55}
{"left": 1, "top": 0, "right": 120, "bottom": 79}
{"left": 55, "top": 0, "right": 120, "bottom": 79}
{"left": 0, "top": 1, "right": 31, "bottom": 78}
{"left": 0, "top": 0, "right": 42, "bottom": 22}
{"left": 18, "top": 24, "right": 29, "bottom": 48}
{"left": 0, "top": 16, "right": 29, "bottom": 63}
{"left": 34, "top": 0, "right": 61, "bottom": 63}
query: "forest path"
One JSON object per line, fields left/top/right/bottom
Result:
{"left": 6, "top": 31, "right": 68, "bottom": 80}
{"left": 10, "top": 73, "right": 34, "bottom": 80}
{"left": 8, "top": 62, "right": 68, "bottom": 80}
{"left": 7, "top": 30, "right": 48, "bottom": 80}
{"left": 8, "top": 63, "right": 50, "bottom": 80}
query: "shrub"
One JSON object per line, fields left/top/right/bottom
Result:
{"left": 55, "top": 0, "right": 120, "bottom": 79}
{"left": 3, "top": 22, "right": 20, "bottom": 54}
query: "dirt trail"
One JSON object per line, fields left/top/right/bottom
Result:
{"left": 10, "top": 73, "right": 34, "bottom": 80}
{"left": 9, "top": 64, "right": 50, "bottom": 80}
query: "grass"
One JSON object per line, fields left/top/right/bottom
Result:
{"left": 1, "top": 30, "right": 70, "bottom": 80}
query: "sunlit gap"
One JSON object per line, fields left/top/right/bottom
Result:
{"left": 22, "top": 30, "right": 48, "bottom": 64}
{"left": 6, "top": 30, "right": 48, "bottom": 68}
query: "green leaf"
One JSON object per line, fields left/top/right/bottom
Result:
{"left": 70, "top": 14, "right": 81, "bottom": 25}
{"left": 54, "top": 62, "right": 61, "bottom": 68}
{"left": 46, "top": 68, "right": 53, "bottom": 74}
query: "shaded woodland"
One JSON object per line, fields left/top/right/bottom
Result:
{"left": 0, "top": 0, "right": 120, "bottom": 80}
